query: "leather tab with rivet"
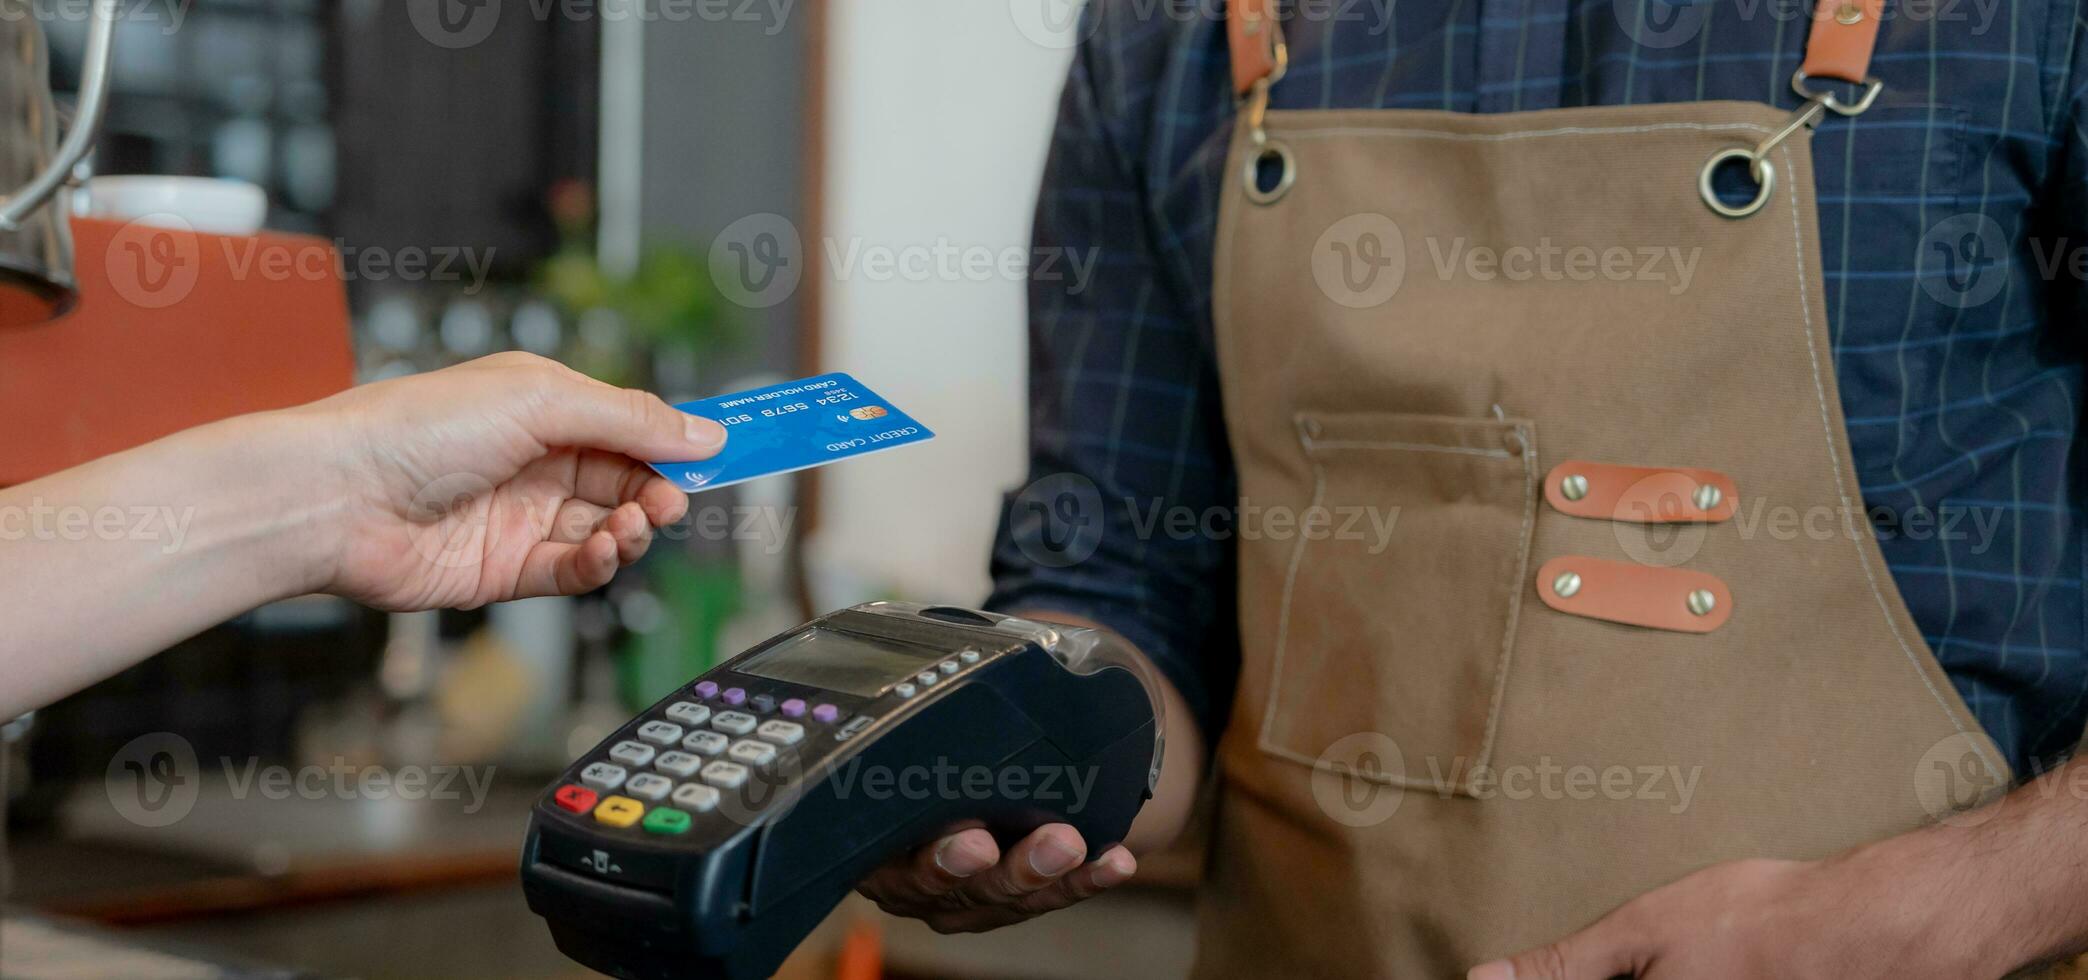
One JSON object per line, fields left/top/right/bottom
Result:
{"left": 1227, "top": 0, "right": 1281, "bottom": 95}
{"left": 1535, "top": 556, "right": 1733, "bottom": 633}
{"left": 1798, "top": 0, "right": 1887, "bottom": 84}
{"left": 1543, "top": 460, "right": 1738, "bottom": 523}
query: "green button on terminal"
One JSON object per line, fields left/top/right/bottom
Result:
{"left": 642, "top": 806, "right": 691, "bottom": 835}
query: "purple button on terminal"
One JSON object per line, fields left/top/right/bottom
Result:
{"left": 721, "top": 687, "right": 747, "bottom": 706}
{"left": 693, "top": 681, "right": 719, "bottom": 699}
{"left": 780, "top": 698, "right": 806, "bottom": 719}
{"left": 811, "top": 703, "right": 840, "bottom": 724}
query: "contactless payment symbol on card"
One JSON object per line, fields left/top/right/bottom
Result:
{"left": 647, "top": 373, "right": 936, "bottom": 493}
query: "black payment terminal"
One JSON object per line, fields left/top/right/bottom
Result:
{"left": 520, "top": 602, "right": 1165, "bottom": 979}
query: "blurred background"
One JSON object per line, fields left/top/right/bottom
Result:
{"left": 0, "top": 1, "right": 1201, "bottom": 977}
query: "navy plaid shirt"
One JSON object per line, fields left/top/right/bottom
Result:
{"left": 987, "top": 0, "right": 2088, "bottom": 776}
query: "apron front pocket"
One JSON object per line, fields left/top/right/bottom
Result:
{"left": 1258, "top": 411, "right": 1538, "bottom": 798}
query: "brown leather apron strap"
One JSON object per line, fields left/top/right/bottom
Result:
{"left": 1228, "top": 0, "right": 1282, "bottom": 97}
{"left": 1798, "top": 0, "right": 1887, "bottom": 84}
{"left": 1223, "top": 0, "right": 1885, "bottom": 93}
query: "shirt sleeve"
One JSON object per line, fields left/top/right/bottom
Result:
{"left": 984, "top": 9, "right": 1239, "bottom": 740}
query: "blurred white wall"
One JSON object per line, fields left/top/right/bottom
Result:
{"left": 811, "top": 3, "right": 1080, "bottom": 605}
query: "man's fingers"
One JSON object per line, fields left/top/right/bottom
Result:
{"left": 1469, "top": 916, "right": 1642, "bottom": 980}
{"left": 522, "top": 362, "right": 726, "bottom": 462}
{"left": 857, "top": 829, "right": 998, "bottom": 913}
{"left": 917, "top": 848, "right": 1135, "bottom": 935}
{"left": 1008, "top": 845, "right": 1136, "bottom": 915}
{"left": 954, "top": 824, "right": 1087, "bottom": 907}
{"left": 856, "top": 829, "right": 1132, "bottom": 936}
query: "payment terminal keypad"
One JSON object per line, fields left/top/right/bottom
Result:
{"left": 580, "top": 762, "right": 627, "bottom": 792}
{"left": 727, "top": 740, "right": 776, "bottom": 767}
{"left": 664, "top": 702, "right": 711, "bottom": 726}
{"left": 682, "top": 731, "right": 730, "bottom": 756}
{"left": 549, "top": 678, "right": 861, "bottom": 837}
{"left": 625, "top": 773, "right": 673, "bottom": 801}
{"left": 636, "top": 721, "right": 684, "bottom": 745}
{"left": 710, "top": 711, "right": 757, "bottom": 736}
{"left": 608, "top": 741, "right": 655, "bottom": 767}
{"left": 653, "top": 751, "right": 703, "bottom": 778}
{"left": 546, "top": 645, "right": 996, "bottom": 839}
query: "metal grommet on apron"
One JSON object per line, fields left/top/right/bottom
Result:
{"left": 1232, "top": 3, "right": 1292, "bottom": 206}
{"left": 1698, "top": 71, "right": 1885, "bottom": 219}
{"left": 1193, "top": 0, "right": 2053, "bottom": 975}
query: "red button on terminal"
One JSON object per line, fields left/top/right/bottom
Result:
{"left": 553, "top": 784, "right": 598, "bottom": 814}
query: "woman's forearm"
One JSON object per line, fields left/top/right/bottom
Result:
{"left": 0, "top": 410, "right": 335, "bottom": 717}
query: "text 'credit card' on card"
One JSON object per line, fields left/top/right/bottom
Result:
{"left": 647, "top": 373, "right": 936, "bottom": 493}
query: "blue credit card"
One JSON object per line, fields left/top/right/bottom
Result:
{"left": 649, "top": 373, "right": 936, "bottom": 493}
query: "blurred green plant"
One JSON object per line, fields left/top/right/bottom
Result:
{"left": 536, "top": 179, "right": 742, "bottom": 385}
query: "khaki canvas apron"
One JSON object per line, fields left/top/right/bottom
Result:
{"left": 1196, "top": 1, "right": 2082, "bottom": 976}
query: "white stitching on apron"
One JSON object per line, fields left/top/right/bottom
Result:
{"left": 1274, "top": 120, "right": 1778, "bottom": 143}
{"left": 1482, "top": 424, "right": 1540, "bottom": 784}
{"left": 1770, "top": 141, "right": 2014, "bottom": 789}
{"left": 1306, "top": 439, "right": 1516, "bottom": 458}
{"left": 1257, "top": 418, "right": 1538, "bottom": 792}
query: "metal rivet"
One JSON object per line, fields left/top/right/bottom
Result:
{"left": 1835, "top": 3, "right": 1862, "bottom": 24}
{"left": 1552, "top": 571, "right": 1582, "bottom": 599}
{"left": 1687, "top": 589, "right": 1717, "bottom": 616}
{"left": 1692, "top": 483, "right": 1723, "bottom": 511}
{"left": 1561, "top": 474, "right": 1589, "bottom": 501}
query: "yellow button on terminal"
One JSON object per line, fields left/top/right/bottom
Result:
{"left": 593, "top": 795, "right": 645, "bottom": 828}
